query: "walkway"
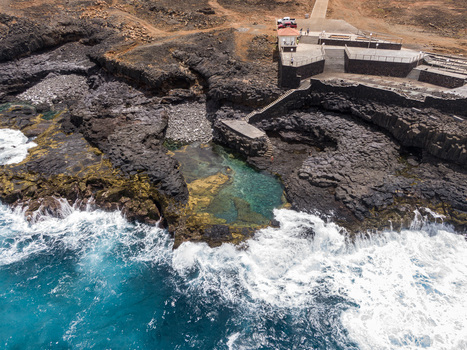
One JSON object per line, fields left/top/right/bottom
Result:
{"left": 310, "top": 0, "right": 329, "bottom": 19}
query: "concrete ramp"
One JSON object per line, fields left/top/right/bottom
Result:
{"left": 311, "top": 0, "right": 329, "bottom": 19}
{"left": 220, "top": 120, "right": 265, "bottom": 139}
{"left": 324, "top": 48, "right": 345, "bottom": 73}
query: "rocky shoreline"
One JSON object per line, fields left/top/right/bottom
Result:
{"left": 0, "top": 11, "right": 466, "bottom": 247}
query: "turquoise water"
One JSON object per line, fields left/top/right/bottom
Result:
{"left": 172, "top": 143, "right": 285, "bottom": 223}
{"left": 1, "top": 130, "right": 467, "bottom": 349}
{"left": 1, "top": 206, "right": 467, "bottom": 349}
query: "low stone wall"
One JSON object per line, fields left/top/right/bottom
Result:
{"left": 419, "top": 69, "right": 465, "bottom": 88}
{"left": 322, "top": 39, "right": 401, "bottom": 50}
{"left": 214, "top": 120, "right": 268, "bottom": 157}
{"left": 344, "top": 51, "right": 418, "bottom": 77}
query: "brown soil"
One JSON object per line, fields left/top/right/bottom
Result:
{"left": 327, "top": 0, "right": 467, "bottom": 55}
{"left": 1, "top": 0, "right": 465, "bottom": 59}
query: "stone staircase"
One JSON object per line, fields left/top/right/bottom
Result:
{"left": 244, "top": 80, "right": 311, "bottom": 122}
{"left": 243, "top": 80, "right": 311, "bottom": 158}
{"left": 244, "top": 88, "right": 295, "bottom": 122}
{"left": 263, "top": 136, "right": 274, "bottom": 158}
{"left": 406, "top": 68, "right": 421, "bottom": 81}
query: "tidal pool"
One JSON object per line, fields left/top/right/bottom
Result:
{"left": 171, "top": 143, "right": 286, "bottom": 225}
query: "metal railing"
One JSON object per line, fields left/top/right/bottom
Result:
{"left": 356, "top": 30, "right": 403, "bottom": 45}
{"left": 344, "top": 45, "right": 424, "bottom": 64}
{"left": 282, "top": 54, "right": 325, "bottom": 67}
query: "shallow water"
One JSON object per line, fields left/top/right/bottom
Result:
{"left": 172, "top": 143, "right": 285, "bottom": 223}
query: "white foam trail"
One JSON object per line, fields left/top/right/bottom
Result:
{"left": 0, "top": 203, "right": 171, "bottom": 267}
{"left": 172, "top": 209, "right": 467, "bottom": 349}
{"left": 0, "top": 128, "right": 37, "bottom": 165}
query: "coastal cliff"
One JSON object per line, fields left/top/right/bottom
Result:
{"left": 0, "top": 9, "right": 466, "bottom": 246}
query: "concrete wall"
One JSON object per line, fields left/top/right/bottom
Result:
{"left": 344, "top": 51, "right": 418, "bottom": 77}
{"left": 249, "top": 78, "right": 467, "bottom": 165}
{"left": 278, "top": 61, "right": 301, "bottom": 88}
{"left": 214, "top": 120, "right": 268, "bottom": 157}
{"left": 278, "top": 57, "right": 324, "bottom": 88}
{"left": 321, "top": 39, "right": 401, "bottom": 50}
{"left": 297, "top": 60, "right": 325, "bottom": 81}
{"left": 419, "top": 70, "right": 465, "bottom": 88}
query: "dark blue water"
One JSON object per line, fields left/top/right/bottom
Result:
{"left": 0, "top": 207, "right": 358, "bottom": 349}
{"left": 1, "top": 205, "right": 466, "bottom": 350}
{"left": 1, "top": 129, "right": 467, "bottom": 349}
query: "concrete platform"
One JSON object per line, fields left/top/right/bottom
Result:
{"left": 345, "top": 47, "right": 422, "bottom": 63}
{"left": 294, "top": 19, "right": 359, "bottom": 34}
{"left": 281, "top": 44, "right": 325, "bottom": 66}
{"left": 220, "top": 120, "right": 265, "bottom": 139}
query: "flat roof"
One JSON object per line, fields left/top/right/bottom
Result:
{"left": 221, "top": 120, "right": 266, "bottom": 139}
{"left": 346, "top": 47, "right": 420, "bottom": 59}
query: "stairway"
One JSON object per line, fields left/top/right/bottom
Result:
{"left": 244, "top": 80, "right": 310, "bottom": 158}
{"left": 244, "top": 88, "right": 295, "bottom": 122}
{"left": 406, "top": 68, "right": 421, "bottom": 80}
{"left": 324, "top": 48, "right": 345, "bottom": 73}
{"left": 244, "top": 80, "right": 311, "bottom": 122}
{"left": 263, "top": 136, "right": 274, "bottom": 158}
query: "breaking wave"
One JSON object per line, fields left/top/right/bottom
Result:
{"left": 0, "top": 202, "right": 466, "bottom": 349}
{"left": 0, "top": 128, "right": 37, "bottom": 165}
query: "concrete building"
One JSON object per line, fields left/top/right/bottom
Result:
{"left": 277, "top": 28, "right": 299, "bottom": 52}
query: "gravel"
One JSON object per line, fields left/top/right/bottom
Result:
{"left": 17, "top": 73, "right": 88, "bottom": 107}
{"left": 165, "top": 102, "right": 213, "bottom": 143}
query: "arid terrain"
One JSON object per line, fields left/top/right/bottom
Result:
{"left": 1, "top": 0, "right": 465, "bottom": 61}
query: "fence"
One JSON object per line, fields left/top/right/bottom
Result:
{"left": 356, "top": 30, "right": 403, "bottom": 45}
{"left": 344, "top": 46, "right": 424, "bottom": 64}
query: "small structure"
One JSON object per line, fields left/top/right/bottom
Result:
{"left": 278, "top": 27, "right": 299, "bottom": 52}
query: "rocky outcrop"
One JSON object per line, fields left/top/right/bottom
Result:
{"left": 313, "top": 92, "right": 467, "bottom": 166}
{"left": 0, "top": 14, "right": 104, "bottom": 63}
{"left": 0, "top": 106, "right": 165, "bottom": 225}
{"left": 253, "top": 109, "right": 467, "bottom": 232}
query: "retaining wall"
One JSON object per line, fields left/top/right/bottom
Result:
{"left": 278, "top": 57, "right": 324, "bottom": 88}
{"left": 344, "top": 51, "right": 418, "bottom": 77}
{"left": 321, "top": 39, "right": 401, "bottom": 50}
{"left": 214, "top": 120, "right": 268, "bottom": 157}
{"left": 419, "top": 69, "right": 465, "bottom": 88}
{"left": 248, "top": 78, "right": 467, "bottom": 165}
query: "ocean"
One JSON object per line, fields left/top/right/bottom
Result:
{"left": 0, "top": 129, "right": 466, "bottom": 350}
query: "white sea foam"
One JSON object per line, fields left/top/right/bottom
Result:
{"left": 173, "top": 209, "right": 467, "bottom": 349}
{"left": 0, "top": 202, "right": 170, "bottom": 267}
{"left": 1, "top": 199, "right": 466, "bottom": 349}
{"left": 0, "top": 128, "right": 37, "bottom": 165}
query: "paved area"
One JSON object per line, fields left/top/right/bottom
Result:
{"left": 281, "top": 43, "right": 324, "bottom": 66}
{"left": 312, "top": 72, "right": 456, "bottom": 99}
{"left": 295, "top": 19, "right": 359, "bottom": 36}
{"left": 221, "top": 120, "right": 265, "bottom": 139}
{"left": 310, "top": 0, "right": 329, "bottom": 19}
